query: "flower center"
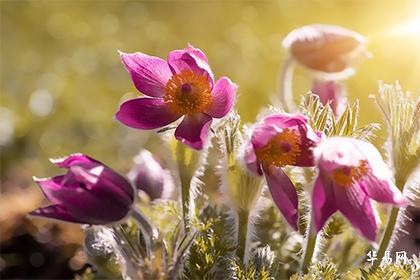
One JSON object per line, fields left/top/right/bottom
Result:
{"left": 331, "top": 160, "right": 368, "bottom": 186}
{"left": 255, "top": 128, "right": 301, "bottom": 167}
{"left": 163, "top": 70, "right": 212, "bottom": 115}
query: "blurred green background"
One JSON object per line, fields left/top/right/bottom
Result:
{"left": 1, "top": 0, "right": 419, "bottom": 278}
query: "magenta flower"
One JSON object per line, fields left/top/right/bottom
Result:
{"left": 30, "top": 154, "right": 134, "bottom": 225}
{"left": 312, "top": 137, "right": 407, "bottom": 241}
{"left": 116, "top": 45, "right": 237, "bottom": 150}
{"left": 311, "top": 79, "right": 346, "bottom": 116}
{"left": 127, "top": 150, "right": 175, "bottom": 200}
{"left": 245, "top": 113, "right": 321, "bottom": 229}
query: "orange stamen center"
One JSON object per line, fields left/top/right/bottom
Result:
{"left": 163, "top": 70, "right": 212, "bottom": 115}
{"left": 331, "top": 160, "right": 368, "bottom": 186}
{"left": 255, "top": 128, "right": 301, "bottom": 167}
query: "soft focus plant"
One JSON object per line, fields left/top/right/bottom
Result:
{"left": 29, "top": 30, "right": 419, "bottom": 279}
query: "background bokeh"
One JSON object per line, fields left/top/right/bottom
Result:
{"left": 1, "top": 0, "right": 419, "bottom": 278}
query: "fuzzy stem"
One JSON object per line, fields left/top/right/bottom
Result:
{"left": 179, "top": 169, "right": 191, "bottom": 232}
{"left": 300, "top": 215, "right": 317, "bottom": 274}
{"left": 176, "top": 142, "right": 194, "bottom": 233}
{"left": 372, "top": 178, "right": 405, "bottom": 270}
{"left": 131, "top": 208, "right": 157, "bottom": 259}
{"left": 372, "top": 206, "right": 399, "bottom": 269}
{"left": 277, "top": 56, "right": 296, "bottom": 112}
{"left": 237, "top": 209, "right": 250, "bottom": 264}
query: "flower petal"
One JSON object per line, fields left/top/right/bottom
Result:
{"left": 263, "top": 113, "right": 309, "bottom": 127}
{"left": 334, "top": 183, "right": 378, "bottom": 241}
{"left": 116, "top": 98, "right": 180, "bottom": 129}
{"left": 119, "top": 51, "right": 172, "bottom": 97}
{"left": 360, "top": 177, "right": 407, "bottom": 205}
{"left": 50, "top": 154, "right": 97, "bottom": 168}
{"left": 29, "top": 204, "right": 88, "bottom": 224}
{"left": 251, "top": 123, "right": 281, "bottom": 149}
{"left": 264, "top": 166, "right": 299, "bottom": 230}
{"left": 205, "top": 77, "right": 237, "bottom": 118}
{"left": 175, "top": 113, "right": 212, "bottom": 150}
{"left": 167, "top": 46, "right": 214, "bottom": 84}
{"left": 244, "top": 143, "right": 263, "bottom": 176}
{"left": 312, "top": 175, "right": 337, "bottom": 232}
{"left": 34, "top": 175, "right": 73, "bottom": 204}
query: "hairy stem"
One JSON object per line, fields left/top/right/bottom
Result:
{"left": 277, "top": 56, "right": 296, "bottom": 112}
{"left": 300, "top": 215, "right": 317, "bottom": 273}
{"left": 372, "top": 178, "right": 405, "bottom": 269}
{"left": 131, "top": 208, "right": 157, "bottom": 259}
{"left": 237, "top": 209, "right": 250, "bottom": 264}
{"left": 176, "top": 142, "right": 194, "bottom": 233}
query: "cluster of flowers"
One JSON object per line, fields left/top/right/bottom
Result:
{"left": 30, "top": 24, "right": 414, "bottom": 273}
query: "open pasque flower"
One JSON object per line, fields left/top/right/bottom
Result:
{"left": 245, "top": 113, "right": 321, "bottom": 229}
{"left": 312, "top": 137, "right": 407, "bottom": 241}
{"left": 128, "top": 150, "right": 175, "bottom": 200}
{"left": 30, "top": 154, "right": 134, "bottom": 225}
{"left": 116, "top": 45, "right": 237, "bottom": 150}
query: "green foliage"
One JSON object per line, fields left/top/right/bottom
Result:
{"left": 359, "top": 258, "right": 420, "bottom": 280}
{"left": 291, "top": 257, "right": 420, "bottom": 280}
{"left": 184, "top": 206, "right": 236, "bottom": 279}
{"left": 300, "top": 93, "right": 380, "bottom": 141}
{"left": 373, "top": 82, "right": 420, "bottom": 184}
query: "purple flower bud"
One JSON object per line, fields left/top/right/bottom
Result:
{"left": 311, "top": 79, "right": 346, "bottom": 115}
{"left": 128, "top": 150, "right": 174, "bottom": 200}
{"left": 30, "top": 154, "right": 134, "bottom": 225}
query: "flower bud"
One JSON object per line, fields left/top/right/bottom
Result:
{"left": 30, "top": 154, "right": 134, "bottom": 225}
{"left": 283, "top": 24, "right": 369, "bottom": 78}
{"left": 311, "top": 79, "right": 346, "bottom": 115}
{"left": 128, "top": 150, "right": 174, "bottom": 200}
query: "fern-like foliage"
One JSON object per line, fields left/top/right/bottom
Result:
{"left": 372, "top": 82, "right": 420, "bottom": 185}
{"left": 184, "top": 205, "right": 236, "bottom": 279}
{"left": 300, "top": 93, "right": 380, "bottom": 141}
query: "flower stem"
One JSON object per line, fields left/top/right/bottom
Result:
{"left": 175, "top": 142, "right": 196, "bottom": 233}
{"left": 131, "top": 208, "right": 157, "bottom": 259}
{"left": 372, "top": 178, "right": 405, "bottom": 270}
{"left": 300, "top": 215, "right": 317, "bottom": 274}
{"left": 277, "top": 56, "right": 296, "bottom": 112}
{"left": 372, "top": 206, "right": 399, "bottom": 269}
{"left": 237, "top": 209, "right": 250, "bottom": 264}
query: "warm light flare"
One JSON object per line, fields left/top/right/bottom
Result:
{"left": 390, "top": 18, "right": 420, "bottom": 36}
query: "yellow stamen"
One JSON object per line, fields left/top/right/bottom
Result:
{"left": 256, "top": 128, "right": 301, "bottom": 167}
{"left": 331, "top": 160, "right": 368, "bottom": 186}
{"left": 163, "top": 70, "right": 212, "bottom": 115}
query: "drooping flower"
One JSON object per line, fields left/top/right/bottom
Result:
{"left": 245, "top": 113, "right": 321, "bottom": 229}
{"left": 116, "top": 45, "right": 237, "bottom": 150}
{"left": 30, "top": 154, "right": 134, "bottom": 225}
{"left": 280, "top": 24, "right": 369, "bottom": 113}
{"left": 311, "top": 79, "right": 346, "bottom": 115}
{"left": 283, "top": 24, "right": 368, "bottom": 77}
{"left": 312, "top": 137, "right": 407, "bottom": 241}
{"left": 127, "top": 150, "right": 175, "bottom": 200}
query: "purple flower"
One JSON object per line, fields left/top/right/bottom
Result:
{"left": 128, "top": 150, "right": 175, "bottom": 200}
{"left": 312, "top": 137, "right": 407, "bottom": 241}
{"left": 30, "top": 154, "right": 134, "bottom": 225}
{"left": 116, "top": 44, "right": 237, "bottom": 150}
{"left": 245, "top": 113, "right": 321, "bottom": 230}
{"left": 311, "top": 79, "right": 346, "bottom": 115}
